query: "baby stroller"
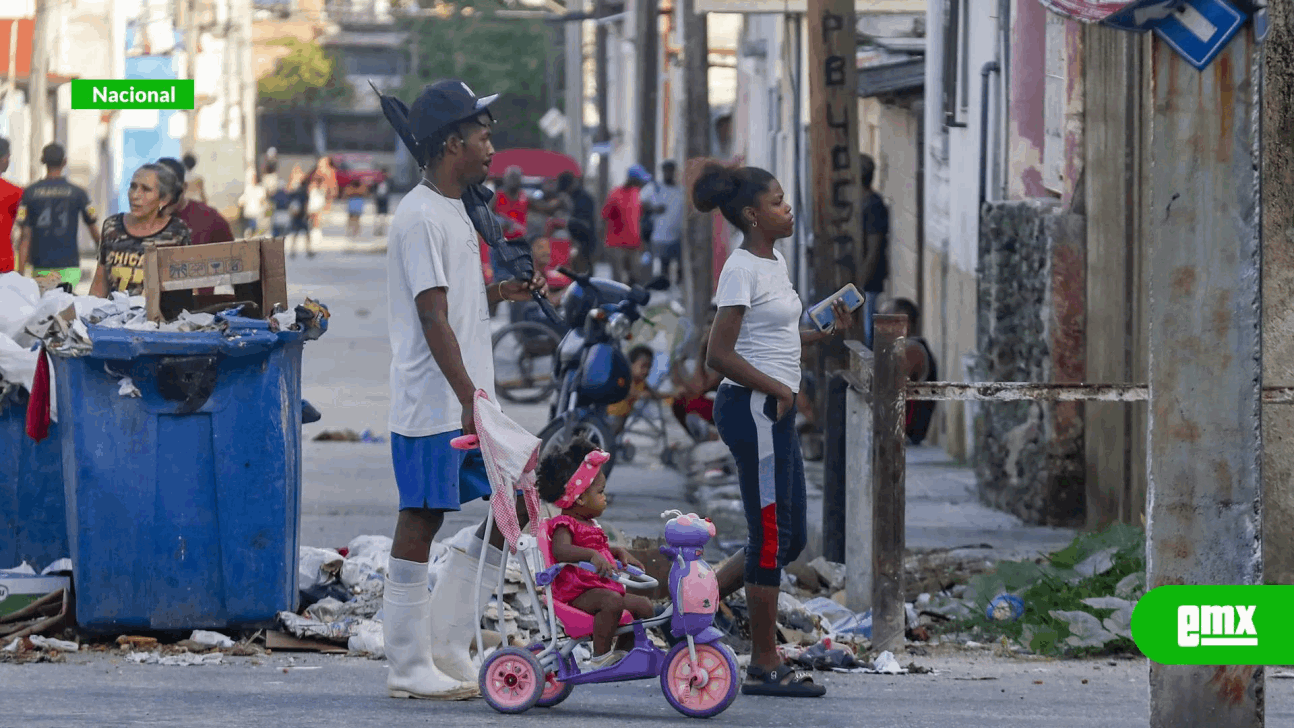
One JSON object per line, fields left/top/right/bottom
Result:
{"left": 451, "top": 389, "right": 739, "bottom": 718}
{"left": 616, "top": 308, "right": 698, "bottom": 466}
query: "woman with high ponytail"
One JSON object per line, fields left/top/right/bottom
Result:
{"left": 694, "top": 159, "right": 853, "bottom": 698}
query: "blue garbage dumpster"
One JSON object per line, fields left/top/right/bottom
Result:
{"left": 0, "top": 389, "right": 68, "bottom": 571}
{"left": 49, "top": 313, "right": 321, "bottom": 632}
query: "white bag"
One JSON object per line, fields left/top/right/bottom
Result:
{"left": 306, "top": 188, "right": 326, "bottom": 215}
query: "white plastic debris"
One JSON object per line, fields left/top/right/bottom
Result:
{"left": 1049, "top": 609, "right": 1118, "bottom": 648}
{"left": 128, "top": 650, "right": 224, "bottom": 666}
{"left": 41, "top": 558, "right": 72, "bottom": 575}
{"left": 189, "top": 630, "right": 236, "bottom": 649}
{"left": 304, "top": 597, "right": 347, "bottom": 623}
{"left": 298, "top": 547, "right": 345, "bottom": 590}
{"left": 271, "top": 310, "right": 298, "bottom": 332}
{"left": 278, "top": 611, "right": 361, "bottom": 643}
{"left": 0, "top": 273, "right": 40, "bottom": 340}
{"left": 807, "top": 557, "right": 845, "bottom": 591}
{"left": 30, "top": 635, "right": 79, "bottom": 652}
{"left": 117, "top": 377, "right": 141, "bottom": 397}
{"left": 800, "top": 597, "right": 872, "bottom": 638}
{"left": 340, "top": 535, "right": 392, "bottom": 591}
{"left": 0, "top": 333, "right": 38, "bottom": 392}
{"left": 347, "top": 619, "right": 384, "bottom": 658}
{"left": 871, "top": 650, "right": 904, "bottom": 674}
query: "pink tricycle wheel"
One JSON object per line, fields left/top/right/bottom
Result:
{"left": 660, "top": 641, "right": 739, "bottom": 718}
{"left": 480, "top": 647, "right": 545, "bottom": 714}
{"left": 528, "top": 643, "right": 576, "bottom": 708}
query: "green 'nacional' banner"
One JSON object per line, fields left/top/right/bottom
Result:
{"left": 70, "top": 80, "right": 195, "bottom": 110}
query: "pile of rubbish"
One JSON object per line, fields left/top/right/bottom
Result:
{"left": 0, "top": 273, "right": 329, "bottom": 404}
{"left": 941, "top": 524, "right": 1145, "bottom": 656}
{"left": 713, "top": 524, "right": 1147, "bottom": 660}
{"left": 277, "top": 526, "right": 575, "bottom": 660}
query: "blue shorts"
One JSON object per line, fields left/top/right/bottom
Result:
{"left": 391, "top": 431, "right": 492, "bottom": 511}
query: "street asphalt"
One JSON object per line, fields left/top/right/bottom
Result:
{"left": 28, "top": 220, "right": 1294, "bottom": 726}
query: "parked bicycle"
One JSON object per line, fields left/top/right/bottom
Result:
{"left": 492, "top": 302, "right": 567, "bottom": 404}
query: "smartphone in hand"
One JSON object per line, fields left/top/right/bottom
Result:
{"left": 807, "top": 283, "right": 865, "bottom": 332}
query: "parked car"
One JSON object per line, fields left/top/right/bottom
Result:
{"left": 332, "top": 153, "right": 387, "bottom": 190}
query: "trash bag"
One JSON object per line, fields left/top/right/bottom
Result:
{"left": 801, "top": 597, "right": 872, "bottom": 639}
{"left": 340, "top": 535, "right": 392, "bottom": 592}
{"left": 299, "top": 582, "right": 353, "bottom": 612}
{"left": 298, "top": 546, "right": 345, "bottom": 591}
{"left": 793, "top": 640, "right": 862, "bottom": 671}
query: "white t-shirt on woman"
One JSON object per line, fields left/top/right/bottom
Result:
{"left": 712, "top": 247, "right": 803, "bottom": 393}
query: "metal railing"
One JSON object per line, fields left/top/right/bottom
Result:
{"left": 840, "top": 314, "right": 1294, "bottom": 654}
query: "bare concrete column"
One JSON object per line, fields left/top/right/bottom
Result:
{"left": 1145, "top": 31, "right": 1264, "bottom": 728}
{"left": 871, "top": 314, "right": 907, "bottom": 654}
{"left": 1261, "top": 0, "right": 1294, "bottom": 587}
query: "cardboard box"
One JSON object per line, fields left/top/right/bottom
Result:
{"left": 144, "top": 237, "right": 288, "bottom": 322}
{"left": 0, "top": 571, "right": 70, "bottom": 618}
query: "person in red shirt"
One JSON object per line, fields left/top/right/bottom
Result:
{"left": 493, "top": 166, "right": 529, "bottom": 241}
{"left": 158, "top": 157, "right": 234, "bottom": 296}
{"left": 601, "top": 164, "right": 651, "bottom": 285}
{"left": 0, "top": 138, "right": 22, "bottom": 273}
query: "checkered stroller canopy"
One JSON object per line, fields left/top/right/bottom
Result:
{"left": 470, "top": 389, "right": 546, "bottom": 551}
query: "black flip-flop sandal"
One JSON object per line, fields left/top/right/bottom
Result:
{"left": 741, "top": 663, "right": 827, "bottom": 697}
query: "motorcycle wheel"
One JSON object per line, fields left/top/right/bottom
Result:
{"left": 538, "top": 414, "right": 618, "bottom": 478}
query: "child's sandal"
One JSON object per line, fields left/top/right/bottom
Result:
{"left": 741, "top": 663, "right": 827, "bottom": 697}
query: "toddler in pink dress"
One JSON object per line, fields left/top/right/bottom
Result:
{"left": 537, "top": 438, "right": 656, "bottom": 668}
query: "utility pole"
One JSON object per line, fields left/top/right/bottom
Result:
{"left": 806, "top": 0, "right": 861, "bottom": 420}
{"left": 679, "top": 0, "right": 709, "bottom": 327}
{"left": 241, "top": 0, "right": 256, "bottom": 175}
{"left": 184, "top": 0, "right": 199, "bottom": 152}
{"left": 1262, "top": 0, "right": 1294, "bottom": 588}
{"left": 564, "top": 0, "right": 586, "bottom": 167}
{"left": 635, "top": 0, "right": 658, "bottom": 171}
{"left": 1145, "top": 27, "right": 1263, "bottom": 728}
{"left": 28, "top": 0, "right": 51, "bottom": 183}
{"left": 594, "top": 0, "right": 610, "bottom": 213}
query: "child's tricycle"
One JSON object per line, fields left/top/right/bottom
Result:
{"left": 451, "top": 416, "right": 738, "bottom": 718}
{"left": 480, "top": 508, "right": 737, "bottom": 718}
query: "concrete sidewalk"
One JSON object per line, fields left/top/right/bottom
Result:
{"left": 689, "top": 440, "right": 1078, "bottom": 564}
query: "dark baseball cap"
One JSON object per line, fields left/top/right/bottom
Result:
{"left": 409, "top": 79, "right": 499, "bottom": 144}
{"left": 40, "top": 143, "right": 66, "bottom": 166}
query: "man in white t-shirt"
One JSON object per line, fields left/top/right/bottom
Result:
{"left": 382, "top": 79, "right": 546, "bottom": 701}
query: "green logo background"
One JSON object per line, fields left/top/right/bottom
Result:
{"left": 70, "top": 80, "right": 195, "bottom": 110}
{"left": 1131, "top": 585, "right": 1294, "bottom": 665}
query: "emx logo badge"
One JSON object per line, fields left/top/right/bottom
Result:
{"left": 1131, "top": 585, "right": 1293, "bottom": 665}
{"left": 1178, "top": 604, "right": 1257, "bottom": 647}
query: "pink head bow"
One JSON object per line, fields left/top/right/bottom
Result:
{"left": 555, "top": 450, "right": 611, "bottom": 509}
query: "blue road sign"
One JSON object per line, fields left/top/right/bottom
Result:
{"left": 1152, "top": 0, "right": 1246, "bottom": 70}
{"left": 1101, "top": 0, "right": 1246, "bottom": 71}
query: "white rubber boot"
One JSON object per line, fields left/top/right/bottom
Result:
{"left": 383, "top": 574, "right": 478, "bottom": 700}
{"left": 429, "top": 536, "right": 503, "bottom": 683}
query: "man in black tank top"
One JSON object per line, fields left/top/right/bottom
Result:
{"left": 884, "top": 298, "right": 938, "bottom": 445}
